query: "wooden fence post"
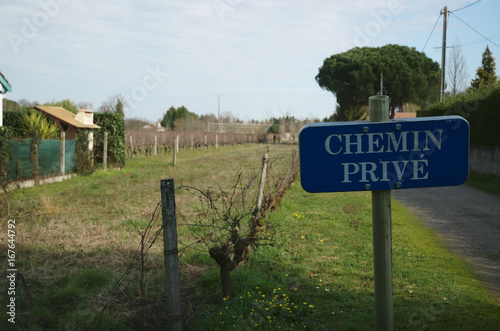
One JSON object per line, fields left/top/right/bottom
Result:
{"left": 60, "top": 131, "right": 65, "bottom": 175}
{"left": 256, "top": 153, "right": 269, "bottom": 211}
{"left": 129, "top": 135, "right": 134, "bottom": 157}
{"left": 369, "top": 95, "right": 394, "bottom": 331}
{"left": 154, "top": 135, "right": 157, "bottom": 156}
{"left": 160, "top": 178, "right": 183, "bottom": 331}
{"left": 103, "top": 131, "right": 108, "bottom": 171}
{"left": 30, "top": 134, "right": 40, "bottom": 186}
{"left": 173, "top": 135, "right": 179, "bottom": 166}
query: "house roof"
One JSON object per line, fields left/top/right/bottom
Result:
{"left": 34, "top": 106, "right": 100, "bottom": 129}
{"left": 0, "top": 71, "right": 12, "bottom": 93}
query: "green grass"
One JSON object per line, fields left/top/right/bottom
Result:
{"left": 1, "top": 144, "right": 499, "bottom": 330}
{"left": 188, "top": 182, "right": 500, "bottom": 330}
{"left": 466, "top": 170, "right": 500, "bottom": 196}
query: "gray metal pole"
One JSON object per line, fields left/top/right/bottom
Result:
{"left": 369, "top": 95, "right": 393, "bottom": 331}
{"left": 161, "top": 178, "right": 183, "bottom": 331}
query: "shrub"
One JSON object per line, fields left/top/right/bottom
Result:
{"left": 20, "top": 111, "right": 60, "bottom": 139}
{"left": 3, "top": 110, "right": 26, "bottom": 138}
{"left": 0, "top": 126, "right": 13, "bottom": 190}
{"left": 418, "top": 86, "right": 500, "bottom": 145}
{"left": 93, "top": 112, "right": 125, "bottom": 168}
{"left": 75, "top": 129, "right": 94, "bottom": 175}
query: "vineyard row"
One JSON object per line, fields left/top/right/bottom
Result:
{"left": 125, "top": 130, "right": 266, "bottom": 157}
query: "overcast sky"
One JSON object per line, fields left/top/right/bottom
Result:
{"left": 1, "top": 0, "right": 499, "bottom": 122}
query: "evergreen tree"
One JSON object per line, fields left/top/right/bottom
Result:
{"left": 160, "top": 106, "right": 198, "bottom": 130}
{"left": 470, "top": 45, "right": 497, "bottom": 91}
{"left": 116, "top": 99, "right": 124, "bottom": 114}
{"left": 316, "top": 45, "right": 440, "bottom": 120}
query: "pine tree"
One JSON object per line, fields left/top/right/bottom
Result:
{"left": 470, "top": 45, "right": 497, "bottom": 91}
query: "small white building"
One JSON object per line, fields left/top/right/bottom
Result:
{"left": 0, "top": 71, "right": 13, "bottom": 127}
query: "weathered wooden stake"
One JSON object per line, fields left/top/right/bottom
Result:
{"left": 103, "top": 131, "right": 108, "bottom": 171}
{"left": 60, "top": 131, "right": 65, "bottom": 175}
{"left": 173, "top": 135, "right": 179, "bottom": 166}
{"left": 161, "top": 178, "right": 182, "bottom": 331}
{"left": 369, "top": 95, "right": 394, "bottom": 331}
{"left": 256, "top": 153, "right": 269, "bottom": 211}
{"left": 154, "top": 135, "right": 157, "bottom": 156}
{"left": 129, "top": 135, "right": 134, "bottom": 157}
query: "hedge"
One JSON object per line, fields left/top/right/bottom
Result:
{"left": 3, "top": 110, "right": 25, "bottom": 138}
{"left": 93, "top": 112, "right": 125, "bottom": 168}
{"left": 418, "top": 86, "right": 500, "bottom": 146}
{"left": 0, "top": 126, "right": 13, "bottom": 190}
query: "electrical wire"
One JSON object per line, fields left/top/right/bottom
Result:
{"left": 422, "top": 12, "right": 442, "bottom": 52}
{"left": 461, "top": 33, "right": 500, "bottom": 47}
{"left": 449, "top": 11, "right": 500, "bottom": 48}
{"left": 450, "top": 0, "right": 481, "bottom": 13}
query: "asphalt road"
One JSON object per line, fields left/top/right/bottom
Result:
{"left": 392, "top": 184, "right": 500, "bottom": 301}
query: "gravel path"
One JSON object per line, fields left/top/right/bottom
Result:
{"left": 392, "top": 184, "right": 500, "bottom": 301}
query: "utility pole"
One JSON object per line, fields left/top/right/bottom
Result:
{"left": 215, "top": 94, "right": 222, "bottom": 133}
{"left": 440, "top": 6, "right": 448, "bottom": 103}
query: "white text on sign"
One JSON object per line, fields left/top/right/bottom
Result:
{"left": 324, "top": 130, "right": 443, "bottom": 184}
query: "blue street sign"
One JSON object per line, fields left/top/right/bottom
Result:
{"left": 299, "top": 116, "right": 469, "bottom": 193}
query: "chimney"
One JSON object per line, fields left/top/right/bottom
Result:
{"left": 75, "top": 109, "right": 94, "bottom": 125}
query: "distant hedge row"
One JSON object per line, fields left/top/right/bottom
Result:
{"left": 417, "top": 86, "right": 500, "bottom": 146}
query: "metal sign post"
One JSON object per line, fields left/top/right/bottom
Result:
{"left": 298, "top": 95, "right": 469, "bottom": 330}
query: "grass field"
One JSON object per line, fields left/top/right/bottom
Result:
{"left": 1, "top": 144, "right": 499, "bottom": 330}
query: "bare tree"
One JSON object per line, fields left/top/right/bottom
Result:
{"left": 98, "top": 94, "right": 128, "bottom": 113}
{"left": 447, "top": 39, "right": 468, "bottom": 95}
{"left": 77, "top": 101, "right": 93, "bottom": 110}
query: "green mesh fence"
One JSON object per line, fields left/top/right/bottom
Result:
{"left": 38, "top": 140, "right": 61, "bottom": 176}
{"left": 65, "top": 139, "right": 75, "bottom": 173}
{"left": 7, "top": 139, "right": 33, "bottom": 181}
{"left": 7, "top": 139, "right": 76, "bottom": 182}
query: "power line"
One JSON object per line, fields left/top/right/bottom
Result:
{"left": 450, "top": 0, "right": 481, "bottom": 13}
{"left": 461, "top": 33, "right": 500, "bottom": 47}
{"left": 449, "top": 11, "right": 500, "bottom": 48}
{"left": 422, "top": 12, "right": 442, "bottom": 52}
